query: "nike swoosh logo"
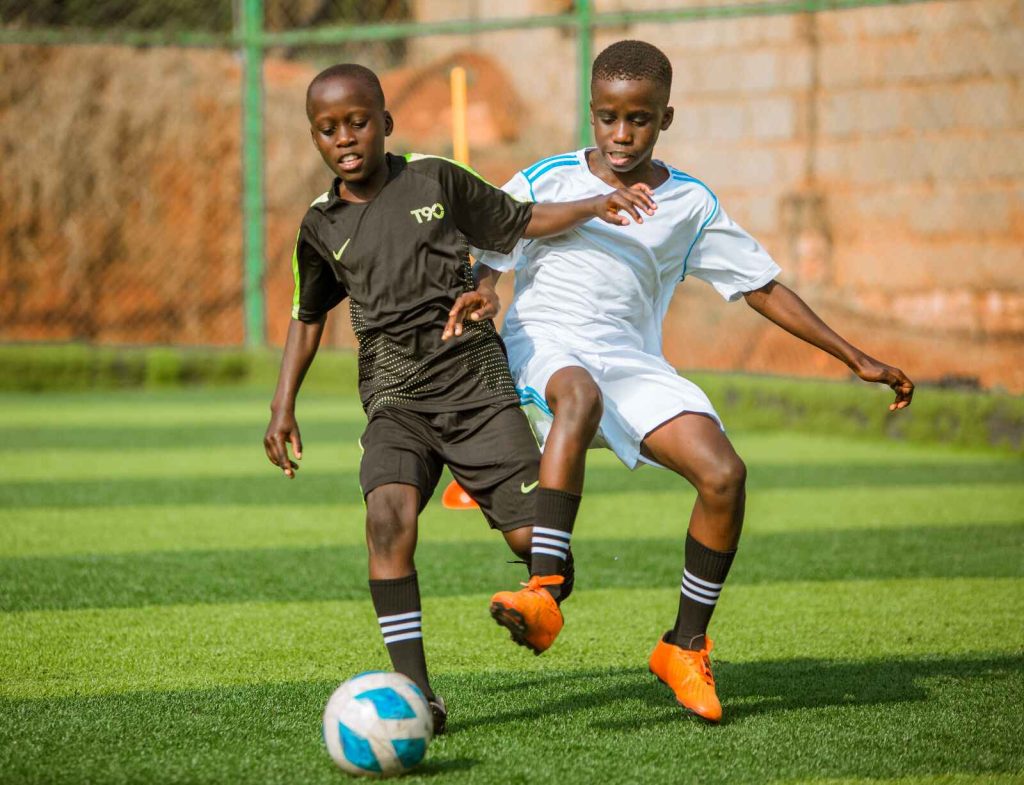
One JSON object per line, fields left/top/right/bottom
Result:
{"left": 332, "top": 238, "right": 351, "bottom": 261}
{"left": 520, "top": 481, "right": 539, "bottom": 494}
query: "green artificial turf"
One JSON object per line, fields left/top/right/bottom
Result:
{"left": 0, "top": 388, "right": 1021, "bottom": 784}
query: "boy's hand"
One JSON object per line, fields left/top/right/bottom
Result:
{"left": 854, "top": 356, "right": 915, "bottom": 411}
{"left": 591, "top": 183, "right": 657, "bottom": 226}
{"left": 442, "top": 287, "right": 501, "bottom": 340}
{"left": 264, "top": 408, "right": 303, "bottom": 478}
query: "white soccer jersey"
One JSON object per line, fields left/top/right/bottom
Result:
{"left": 475, "top": 149, "right": 782, "bottom": 469}
{"left": 476, "top": 148, "right": 781, "bottom": 356}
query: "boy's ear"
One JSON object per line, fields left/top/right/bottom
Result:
{"left": 589, "top": 100, "right": 596, "bottom": 127}
{"left": 384, "top": 110, "right": 394, "bottom": 137}
{"left": 661, "top": 105, "right": 674, "bottom": 131}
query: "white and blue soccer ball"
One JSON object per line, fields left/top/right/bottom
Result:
{"left": 322, "top": 671, "right": 434, "bottom": 777}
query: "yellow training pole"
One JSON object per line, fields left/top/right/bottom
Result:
{"left": 450, "top": 65, "right": 469, "bottom": 165}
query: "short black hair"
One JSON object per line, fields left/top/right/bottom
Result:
{"left": 306, "top": 63, "right": 386, "bottom": 114}
{"left": 591, "top": 40, "right": 672, "bottom": 95}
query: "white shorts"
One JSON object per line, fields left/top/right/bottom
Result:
{"left": 505, "top": 335, "right": 723, "bottom": 470}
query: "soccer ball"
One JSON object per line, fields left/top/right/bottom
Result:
{"left": 322, "top": 671, "right": 434, "bottom": 777}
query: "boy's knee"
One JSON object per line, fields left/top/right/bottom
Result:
{"left": 551, "top": 377, "right": 603, "bottom": 434}
{"left": 697, "top": 455, "right": 746, "bottom": 503}
{"left": 365, "top": 485, "right": 417, "bottom": 555}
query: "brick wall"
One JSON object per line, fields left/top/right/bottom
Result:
{"left": 411, "top": 0, "right": 1024, "bottom": 391}
{"left": 2, "top": 1, "right": 1020, "bottom": 391}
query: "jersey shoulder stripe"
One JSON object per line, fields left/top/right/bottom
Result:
{"left": 666, "top": 167, "right": 720, "bottom": 278}
{"left": 668, "top": 167, "right": 716, "bottom": 198}
{"left": 521, "top": 153, "right": 581, "bottom": 200}
{"left": 526, "top": 158, "right": 580, "bottom": 184}
{"left": 404, "top": 152, "right": 489, "bottom": 182}
{"left": 523, "top": 152, "right": 577, "bottom": 179}
{"left": 310, "top": 191, "right": 329, "bottom": 207}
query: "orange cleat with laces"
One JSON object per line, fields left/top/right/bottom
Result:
{"left": 489, "top": 575, "right": 565, "bottom": 654}
{"left": 648, "top": 633, "right": 722, "bottom": 723}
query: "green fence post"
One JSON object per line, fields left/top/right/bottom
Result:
{"left": 576, "top": 0, "right": 592, "bottom": 149}
{"left": 241, "top": 0, "right": 266, "bottom": 347}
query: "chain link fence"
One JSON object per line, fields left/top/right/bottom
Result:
{"left": 1, "top": 0, "right": 1022, "bottom": 389}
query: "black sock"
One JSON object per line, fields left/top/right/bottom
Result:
{"left": 670, "top": 533, "right": 736, "bottom": 651}
{"left": 531, "top": 488, "right": 581, "bottom": 601}
{"left": 368, "top": 572, "right": 434, "bottom": 700}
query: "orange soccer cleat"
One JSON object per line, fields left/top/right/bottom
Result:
{"left": 489, "top": 575, "right": 565, "bottom": 655}
{"left": 648, "top": 634, "right": 722, "bottom": 723}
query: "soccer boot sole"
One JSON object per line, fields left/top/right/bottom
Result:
{"left": 489, "top": 600, "right": 544, "bottom": 656}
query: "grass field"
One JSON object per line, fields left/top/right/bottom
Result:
{"left": 1, "top": 387, "right": 1022, "bottom": 785}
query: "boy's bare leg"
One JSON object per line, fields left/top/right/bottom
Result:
{"left": 641, "top": 412, "right": 746, "bottom": 553}
{"left": 366, "top": 483, "right": 419, "bottom": 578}
{"left": 487, "top": 369, "right": 594, "bottom": 654}
{"left": 524, "top": 367, "right": 599, "bottom": 598}
{"left": 528, "top": 366, "right": 602, "bottom": 599}
{"left": 541, "top": 367, "right": 602, "bottom": 493}
{"left": 642, "top": 412, "right": 745, "bottom": 648}
{"left": 364, "top": 483, "right": 437, "bottom": 703}
{"left": 501, "top": 526, "right": 532, "bottom": 562}
{"left": 642, "top": 412, "right": 744, "bottom": 722}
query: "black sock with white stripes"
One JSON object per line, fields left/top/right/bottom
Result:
{"left": 368, "top": 572, "right": 434, "bottom": 700}
{"left": 670, "top": 533, "right": 737, "bottom": 651}
{"left": 531, "top": 488, "right": 581, "bottom": 601}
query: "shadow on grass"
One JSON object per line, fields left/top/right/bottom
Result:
{"left": 2, "top": 461, "right": 1021, "bottom": 509}
{"left": 454, "top": 653, "right": 1024, "bottom": 730}
{"left": 2, "top": 524, "right": 1021, "bottom": 612}
{"left": 1, "top": 656, "right": 1020, "bottom": 784}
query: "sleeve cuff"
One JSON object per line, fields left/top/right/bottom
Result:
{"left": 719, "top": 263, "right": 781, "bottom": 302}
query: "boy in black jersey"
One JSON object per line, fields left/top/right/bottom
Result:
{"left": 263, "top": 63, "right": 655, "bottom": 733}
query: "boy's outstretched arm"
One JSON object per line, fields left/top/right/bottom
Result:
{"left": 442, "top": 264, "right": 502, "bottom": 341}
{"left": 524, "top": 184, "right": 656, "bottom": 237}
{"left": 743, "top": 280, "right": 914, "bottom": 410}
{"left": 264, "top": 317, "right": 325, "bottom": 477}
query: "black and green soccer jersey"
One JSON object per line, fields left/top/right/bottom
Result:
{"left": 291, "top": 153, "right": 534, "bottom": 415}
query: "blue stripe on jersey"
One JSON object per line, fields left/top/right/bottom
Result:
{"left": 526, "top": 159, "right": 580, "bottom": 183}
{"left": 669, "top": 168, "right": 720, "bottom": 279}
{"left": 523, "top": 153, "right": 577, "bottom": 179}
{"left": 524, "top": 160, "right": 580, "bottom": 200}
{"left": 518, "top": 386, "right": 553, "bottom": 417}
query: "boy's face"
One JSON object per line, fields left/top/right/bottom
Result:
{"left": 307, "top": 75, "right": 393, "bottom": 185}
{"left": 589, "top": 77, "right": 673, "bottom": 173}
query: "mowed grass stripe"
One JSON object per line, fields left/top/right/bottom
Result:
{"left": 2, "top": 523, "right": 1021, "bottom": 612}
{"left": 3, "top": 459, "right": 1022, "bottom": 508}
{"left": 4, "top": 419, "right": 366, "bottom": 453}
{"left": 0, "top": 443, "right": 364, "bottom": 482}
{"left": 0, "top": 389, "right": 362, "bottom": 429}
{"left": 2, "top": 580, "right": 1021, "bottom": 700}
{"left": 1, "top": 654, "right": 1021, "bottom": 785}
{"left": 3, "top": 424, "right": 1020, "bottom": 480}
{"left": 3, "top": 484, "right": 1023, "bottom": 558}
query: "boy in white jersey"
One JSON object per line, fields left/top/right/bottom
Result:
{"left": 443, "top": 40, "right": 914, "bottom": 722}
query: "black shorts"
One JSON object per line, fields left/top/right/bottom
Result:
{"left": 359, "top": 403, "right": 540, "bottom": 532}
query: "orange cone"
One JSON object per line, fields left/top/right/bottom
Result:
{"left": 441, "top": 480, "right": 479, "bottom": 510}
